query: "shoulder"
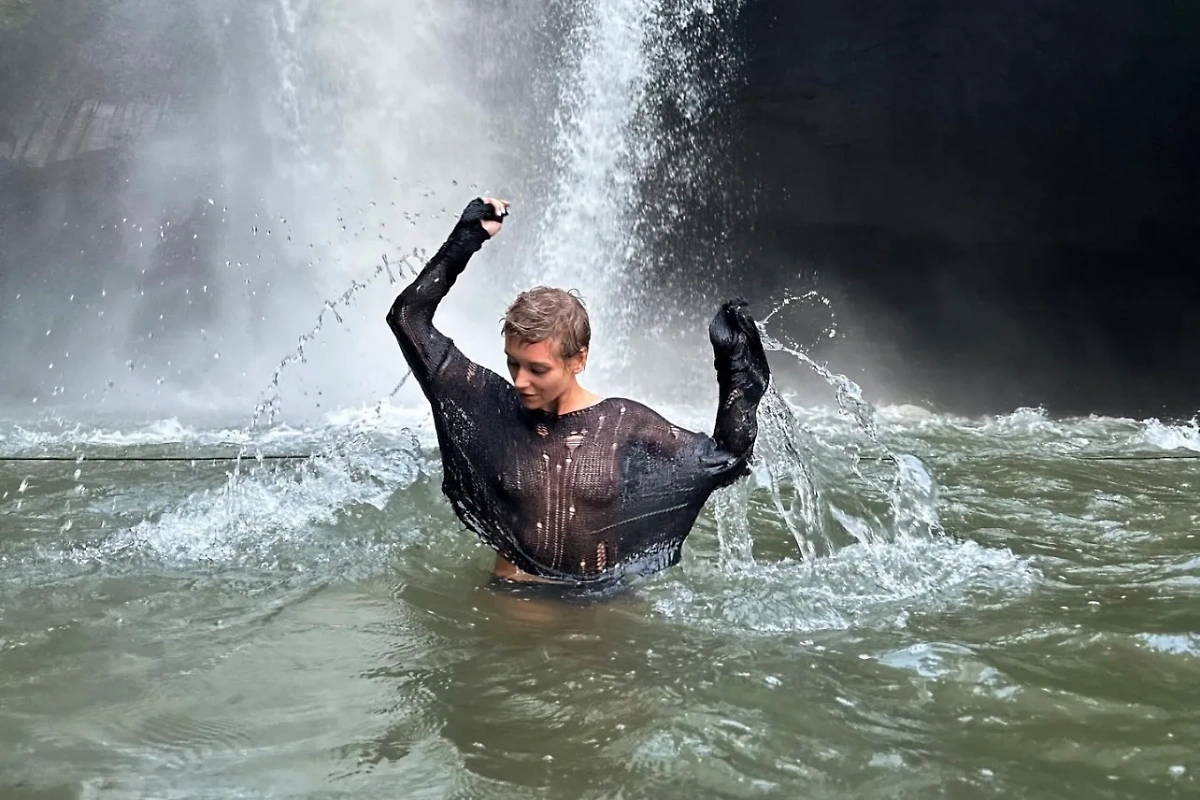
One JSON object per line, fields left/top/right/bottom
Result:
{"left": 603, "top": 397, "right": 693, "bottom": 435}
{"left": 435, "top": 345, "right": 519, "bottom": 402}
{"left": 598, "top": 398, "right": 708, "bottom": 460}
{"left": 602, "top": 396, "right": 657, "bottom": 419}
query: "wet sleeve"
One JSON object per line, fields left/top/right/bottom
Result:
{"left": 641, "top": 300, "right": 771, "bottom": 485}
{"left": 385, "top": 199, "right": 499, "bottom": 397}
{"left": 706, "top": 298, "right": 771, "bottom": 473}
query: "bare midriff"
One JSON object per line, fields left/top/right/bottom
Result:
{"left": 492, "top": 554, "right": 562, "bottom": 583}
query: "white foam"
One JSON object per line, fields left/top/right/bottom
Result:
{"left": 1136, "top": 633, "right": 1200, "bottom": 657}
{"left": 650, "top": 537, "right": 1039, "bottom": 634}
{"left": 68, "top": 434, "right": 431, "bottom": 571}
{"left": 3, "top": 418, "right": 314, "bottom": 454}
{"left": 1132, "top": 418, "right": 1200, "bottom": 452}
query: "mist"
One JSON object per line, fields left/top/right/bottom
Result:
{"left": 4, "top": 1, "right": 759, "bottom": 429}
{"left": 3, "top": 0, "right": 1198, "bottom": 423}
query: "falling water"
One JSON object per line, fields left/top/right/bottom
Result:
{"left": 229, "top": 0, "right": 942, "bottom": 568}
{"left": 531, "top": 0, "right": 659, "bottom": 351}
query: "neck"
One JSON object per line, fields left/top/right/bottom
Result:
{"left": 543, "top": 383, "right": 601, "bottom": 416}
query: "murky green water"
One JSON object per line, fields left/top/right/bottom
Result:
{"left": 2, "top": 404, "right": 1198, "bottom": 798}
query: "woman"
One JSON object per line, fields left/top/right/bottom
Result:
{"left": 387, "top": 197, "right": 770, "bottom": 586}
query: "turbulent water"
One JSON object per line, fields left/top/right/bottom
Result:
{"left": 2, "top": 403, "right": 1199, "bottom": 798}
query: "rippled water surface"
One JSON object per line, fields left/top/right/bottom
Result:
{"left": 2, "top": 405, "right": 1199, "bottom": 799}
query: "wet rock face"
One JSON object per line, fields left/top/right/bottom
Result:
{"left": 2, "top": 100, "right": 170, "bottom": 168}
{"left": 725, "top": 0, "right": 1200, "bottom": 417}
{"left": 0, "top": 0, "right": 231, "bottom": 167}
{"left": 0, "top": 0, "right": 255, "bottom": 405}
{"left": 735, "top": 0, "right": 1198, "bottom": 247}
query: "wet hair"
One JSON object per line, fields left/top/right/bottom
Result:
{"left": 501, "top": 286, "right": 591, "bottom": 360}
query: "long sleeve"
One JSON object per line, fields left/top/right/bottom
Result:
{"left": 386, "top": 200, "right": 494, "bottom": 396}
{"left": 706, "top": 298, "right": 771, "bottom": 476}
{"left": 633, "top": 299, "right": 771, "bottom": 489}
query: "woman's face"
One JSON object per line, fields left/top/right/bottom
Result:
{"left": 505, "top": 336, "right": 586, "bottom": 412}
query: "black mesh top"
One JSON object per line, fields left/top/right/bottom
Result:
{"left": 387, "top": 200, "right": 771, "bottom": 584}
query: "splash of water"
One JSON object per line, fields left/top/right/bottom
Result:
{"left": 5, "top": 0, "right": 944, "bottom": 587}
{"left": 248, "top": 249, "right": 425, "bottom": 432}
{"left": 711, "top": 290, "right": 944, "bottom": 571}
{"left": 233, "top": 2, "right": 944, "bottom": 576}
{"left": 758, "top": 291, "right": 876, "bottom": 440}
{"left": 240, "top": 0, "right": 751, "bottom": 419}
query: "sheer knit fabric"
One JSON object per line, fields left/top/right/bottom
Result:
{"left": 387, "top": 200, "right": 771, "bottom": 585}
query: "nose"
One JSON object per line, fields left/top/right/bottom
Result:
{"left": 514, "top": 370, "right": 531, "bottom": 391}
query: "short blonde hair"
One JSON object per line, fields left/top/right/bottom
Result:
{"left": 501, "top": 287, "right": 591, "bottom": 359}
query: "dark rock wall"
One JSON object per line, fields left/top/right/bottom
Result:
{"left": 719, "top": 0, "right": 1200, "bottom": 416}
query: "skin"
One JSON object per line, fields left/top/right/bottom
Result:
{"left": 480, "top": 197, "right": 604, "bottom": 581}
{"left": 505, "top": 338, "right": 603, "bottom": 415}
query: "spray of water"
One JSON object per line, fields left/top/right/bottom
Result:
{"left": 226, "top": 0, "right": 944, "bottom": 575}
{"left": 4, "top": 1, "right": 956, "bottom": 610}
{"left": 704, "top": 289, "right": 944, "bottom": 572}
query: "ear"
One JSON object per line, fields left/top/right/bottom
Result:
{"left": 572, "top": 347, "right": 589, "bottom": 374}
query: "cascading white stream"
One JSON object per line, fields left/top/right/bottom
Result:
{"left": 243, "top": 0, "right": 940, "bottom": 568}
{"left": 2, "top": 0, "right": 940, "bottom": 575}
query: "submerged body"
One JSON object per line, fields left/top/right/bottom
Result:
{"left": 387, "top": 199, "right": 770, "bottom": 585}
